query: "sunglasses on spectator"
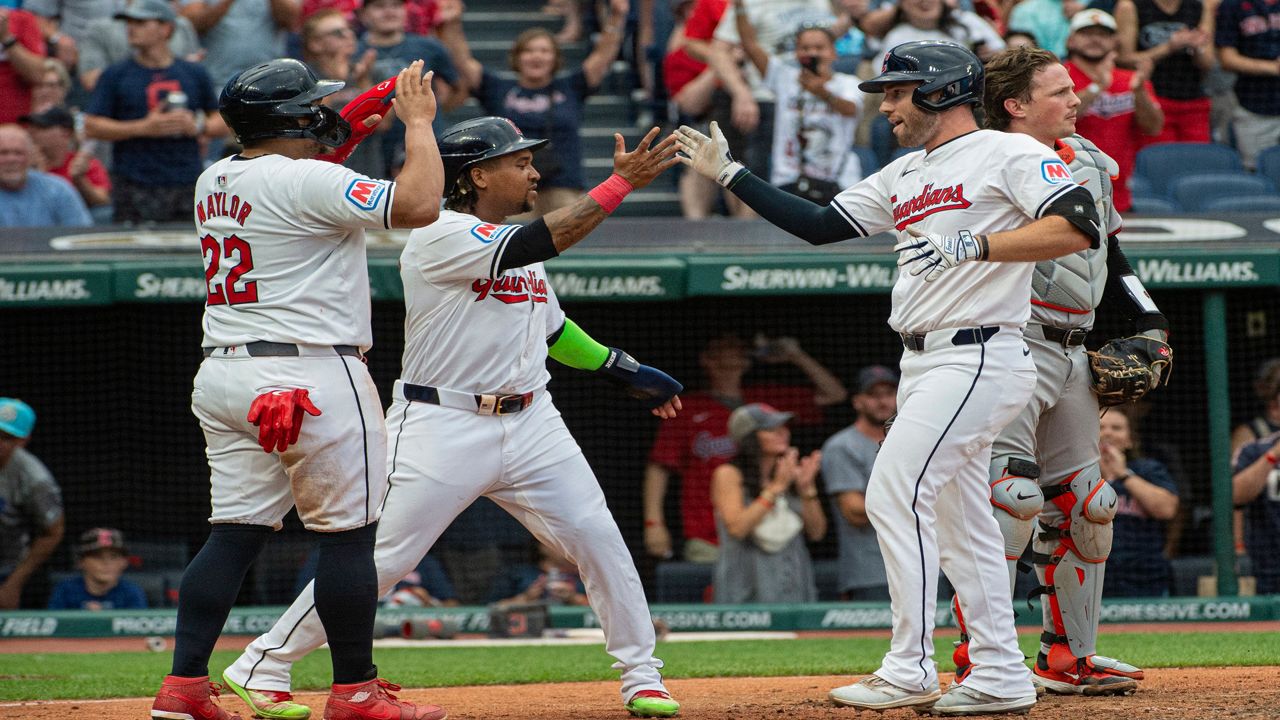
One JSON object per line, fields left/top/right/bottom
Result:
{"left": 317, "top": 27, "right": 354, "bottom": 38}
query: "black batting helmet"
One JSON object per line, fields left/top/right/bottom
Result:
{"left": 439, "top": 116, "right": 548, "bottom": 191}
{"left": 219, "top": 59, "right": 352, "bottom": 148}
{"left": 859, "top": 40, "right": 983, "bottom": 113}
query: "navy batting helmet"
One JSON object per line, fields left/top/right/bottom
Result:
{"left": 439, "top": 116, "right": 548, "bottom": 191}
{"left": 859, "top": 40, "right": 983, "bottom": 113}
{"left": 220, "top": 59, "right": 352, "bottom": 148}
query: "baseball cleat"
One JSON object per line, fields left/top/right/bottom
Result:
{"left": 1032, "top": 663, "right": 1138, "bottom": 696}
{"left": 829, "top": 675, "right": 941, "bottom": 710}
{"left": 222, "top": 673, "right": 312, "bottom": 719}
{"left": 152, "top": 675, "right": 243, "bottom": 720}
{"left": 625, "top": 689, "right": 680, "bottom": 717}
{"left": 322, "top": 678, "right": 446, "bottom": 720}
{"left": 915, "top": 685, "right": 1036, "bottom": 716}
{"left": 1090, "top": 654, "right": 1145, "bottom": 681}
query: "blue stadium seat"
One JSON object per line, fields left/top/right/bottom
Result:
{"left": 1257, "top": 145, "right": 1280, "bottom": 189}
{"left": 1129, "top": 174, "right": 1153, "bottom": 197}
{"left": 1170, "top": 173, "right": 1277, "bottom": 212}
{"left": 1129, "top": 195, "right": 1178, "bottom": 215}
{"left": 1134, "top": 143, "right": 1244, "bottom": 197}
{"left": 1202, "top": 195, "right": 1280, "bottom": 212}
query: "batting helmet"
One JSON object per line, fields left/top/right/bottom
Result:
{"left": 859, "top": 40, "right": 983, "bottom": 113}
{"left": 439, "top": 116, "right": 548, "bottom": 191}
{"left": 219, "top": 59, "right": 352, "bottom": 148}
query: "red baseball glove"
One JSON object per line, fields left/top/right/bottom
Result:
{"left": 319, "top": 75, "right": 398, "bottom": 165}
{"left": 247, "top": 388, "right": 322, "bottom": 453}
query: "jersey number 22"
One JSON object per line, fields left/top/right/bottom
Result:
{"left": 202, "top": 234, "right": 259, "bottom": 306}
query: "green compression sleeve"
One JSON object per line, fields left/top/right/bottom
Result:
{"left": 547, "top": 318, "right": 611, "bottom": 371}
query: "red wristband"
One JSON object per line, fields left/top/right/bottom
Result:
{"left": 587, "top": 173, "right": 634, "bottom": 214}
{"left": 1265, "top": 451, "right": 1278, "bottom": 466}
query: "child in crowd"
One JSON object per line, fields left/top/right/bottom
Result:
{"left": 48, "top": 528, "right": 147, "bottom": 610}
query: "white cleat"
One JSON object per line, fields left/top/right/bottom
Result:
{"left": 916, "top": 685, "right": 1036, "bottom": 716}
{"left": 829, "top": 675, "right": 941, "bottom": 711}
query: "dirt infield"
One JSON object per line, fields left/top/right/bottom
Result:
{"left": 1, "top": 667, "right": 1277, "bottom": 720}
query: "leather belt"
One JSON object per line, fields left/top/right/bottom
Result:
{"left": 398, "top": 380, "right": 534, "bottom": 416}
{"left": 1032, "top": 324, "right": 1089, "bottom": 348}
{"left": 202, "top": 341, "right": 362, "bottom": 358}
{"left": 900, "top": 326, "right": 1000, "bottom": 352}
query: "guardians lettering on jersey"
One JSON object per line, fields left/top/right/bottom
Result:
{"left": 471, "top": 270, "right": 549, "bottom": 304}
{"left": 196, "top": 188, "right": 253, "bottom": 226}
{"left": 891, "top": 183, "right": 972, "bottom": 230}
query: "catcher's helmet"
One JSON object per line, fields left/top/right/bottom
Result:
{"left": 220, "top": 59, "right": 351, "bottom": 148}
{"left": 439, "top": 116, "right": 548, "bottom": 190}
{"left": 859, "top": 40, "right": 983, "bottom": 113}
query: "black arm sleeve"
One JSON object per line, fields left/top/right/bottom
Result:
{"left": 1102, "top": 235, "right": 1169, "bottom": 333}
{"left": 728, "top": 171, "right": 862, "bottom": 245}
{"left": 495, "top": 218, "right": 558, "bottom": 274}
{"left": 1041, "top": 186, "right": 1102, "bottom": 249}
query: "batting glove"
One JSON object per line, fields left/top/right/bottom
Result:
{"left": 675, "top": 121, "right": 748, "bottom": 188}
{"left": 598, "top": 348, "right": 684, "bottom": 409}
{"left": 247, "top": 388, "right": 322, "bottom": 453}
{"left": 894, "top": 226, "right": 989, "bottom": 282}
{"left": 319, "top": 76, "right": 398, "bottom": 165}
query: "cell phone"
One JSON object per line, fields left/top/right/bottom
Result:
{"left": 802, "top": 56, "right": 820, "bottom": 74}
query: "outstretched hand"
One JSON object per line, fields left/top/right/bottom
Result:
{"left": 675, "top": 121, "right": 744, "bottom": 187}
{"left": 612, "top": 126, "right": 681, "bottom": 189}
{"left": 392, "top": 60, "right": 436, "bottom": 125}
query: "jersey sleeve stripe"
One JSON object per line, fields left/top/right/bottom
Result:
{"left": 831, "top": 199, "right": 869, "bottom": 237}
{"left": 1034, "top": 184, "right": 1077, "bottom": 219}
{"left": 489, "top": 229, "right": 515, "bottom": 279}
{"left": 382, "top": 182, "right": 396, "bottom": 229}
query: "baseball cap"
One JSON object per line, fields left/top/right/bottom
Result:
{"left": 0, "top": 398, "right": 35, "bottom": 439}
{"left": 76, "top": 527, "right": 128, "bottom": 557}
{"left": 856, "top": 365, "right": 900, "bottom": 394}
{"left": 115, "top": 0, "right": 177, "bottom": 23}
{"left": 1069, "top": 9, "right": 1117, "bottom": 34}
{"left": 728, "top": 403, "right": 794, "bottom": 442}
{"left": 20, "top": 106, "right": 75, "bottom": 130}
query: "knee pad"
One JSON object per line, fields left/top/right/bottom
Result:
{"left": 989, "top": 457, "right": 1042, "bottom": 562}
{"left": 1042, "top": 464, "right": 1114, "bottom": 562}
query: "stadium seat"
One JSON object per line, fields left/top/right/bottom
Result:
{"left": 654, "top": 561, "right": 712, "bottom": 603}
{"left": 1170, "top": 173, "right": 1277, "bottom": 212}
{"left": 1257, "top": 145, "right": 1280, "bottom": 189}
{"left": 1201, "top": 195, "right": 1280, "bottom": 212}
{"left": 1129, "top": 195, "right": 1178, "bottom": 215}
{"left": 1128, "top": 174, "right": 1153, "bottom": 197}
{"left": 1134, "top": 143, "right": 1244, "bottom": 197}
{"left": 1168, "top": 555, "right": 1216, "bottom": 597}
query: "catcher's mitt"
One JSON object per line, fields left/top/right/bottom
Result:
{"left": 1087, "top": 335, "right": 1173, "bottom": 406}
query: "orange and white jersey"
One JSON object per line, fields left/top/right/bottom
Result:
{"left": 195, "top": 154, "right": 395, "bottom": 350}
{"left": 832, "top": 129, "right": 1083, "bottom": 333}
{"left": 399, "top": 209, "right": 566, "bottom": 394}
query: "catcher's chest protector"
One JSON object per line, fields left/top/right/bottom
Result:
{"left": 1030, "top": 136, "right": 1118, "bottom": 324}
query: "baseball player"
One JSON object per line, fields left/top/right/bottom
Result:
{"left": 946, "top": 45, "right": 1171, "bottom": 696}
{"left": 221, "top": 116, "right": 685, "bottom": 720}
{"left": 677, "top": 40, "right": 1104, "bottom": 715}
{"left": 151, "top": 58, "right": 446, "bottom": 720}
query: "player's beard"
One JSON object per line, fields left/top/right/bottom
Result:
{"left": 898, "top": 111, "right": 941, "bottom": 148}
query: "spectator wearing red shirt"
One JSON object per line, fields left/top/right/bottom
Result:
{"left": 1063, "top": 9, "right": 1163, "bottom": 212}
{"left": 0, "top": 8, "right": 49, "bottom": 124}
{"left": 21, "top": 105, "right": 110, "bottom": 212}
{"left": 642, "top": 333, "right": 846, "bottom": 564}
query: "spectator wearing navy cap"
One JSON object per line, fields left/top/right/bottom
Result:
{"left": 82, "top": 0, "right": 226, "bottom": 224}
{"left": 22, "top": 104, "right": 110, "bottom": 212}
{"left": 48, "top": 528, "right": 149, "bottom": 610}
{"left": 0, "top": 123, "right": 92, "bottom": 227}
{"left": 823, "top": 365, "right": 898, "bottom": 601}
{"left": 0, "top": 398, "right": 65, "bottom": 609}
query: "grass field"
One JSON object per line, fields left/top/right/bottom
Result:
{"left": 3, "top": 631, "right": 1278, "bottom": 701}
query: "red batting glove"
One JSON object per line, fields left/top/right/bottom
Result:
{"left": 319, "top": 75, "right": 398, "bottom": 165}
{"left": 246, "top": 389, "right": 322, "bottom": 453}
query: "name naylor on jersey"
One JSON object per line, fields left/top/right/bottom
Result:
{"left": 471, "top": 272, "right": 548, "bottom": 304}
{"left": 891, "top": 183, "right": 971, "bottom": 230}
{"left": 345, "top": 179, "right": 388, "bottom": 211}
{"left": 196, "top": 192, "right": 253, "bottom": 226}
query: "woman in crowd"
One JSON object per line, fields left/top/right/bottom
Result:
{"left": 1099, "top": 405, "right": 1180, "bottom": 598}
{"left": 436, "top": 0, "right": 630, "bottom": 214}
{"left": 877, "top": 0, "right": 1005, "bottom": 61}
{"left": 710, "top": 403, "right": 826, "bottom": 603}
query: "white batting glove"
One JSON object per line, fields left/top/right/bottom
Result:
{"left": 675, "top": 121, "right": 748, "bottom": 188}
{"left": 893, "top": 226, "right": 989, "bottom": 282}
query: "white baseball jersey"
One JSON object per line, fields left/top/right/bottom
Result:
{"left": 399, "top": 209, "right": 566, "bottom": 394}
{"left": 831, "top": 129, "right": 1082, "bottom": 333}
{"left": 196, "top": 155, "right": 395, "bottom": 350}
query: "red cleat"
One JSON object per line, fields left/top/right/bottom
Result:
{"left": 152, "top": 675, "right": 243, "bottom": 720}
{"left": 322, "top": 678, "right": 446, "bottom": 720}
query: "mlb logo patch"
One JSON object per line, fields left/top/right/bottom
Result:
{"left": 1041, "top": 160, "right": 1073, "bottom": 184}
{"left": 216, "top": 175, "right": 227, "bottom": 187}
{"left": 470, "top": 223, "right": 515, "bottom": 244}
{"left": 345, "top": 178, "right": 388, "bottom": 211}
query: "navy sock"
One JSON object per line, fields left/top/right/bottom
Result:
{"left": 313, "top": 522, "right": 379, "bottom": 685}
{"left": 171, "top": 524, "right": 271, "bottom": 677}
